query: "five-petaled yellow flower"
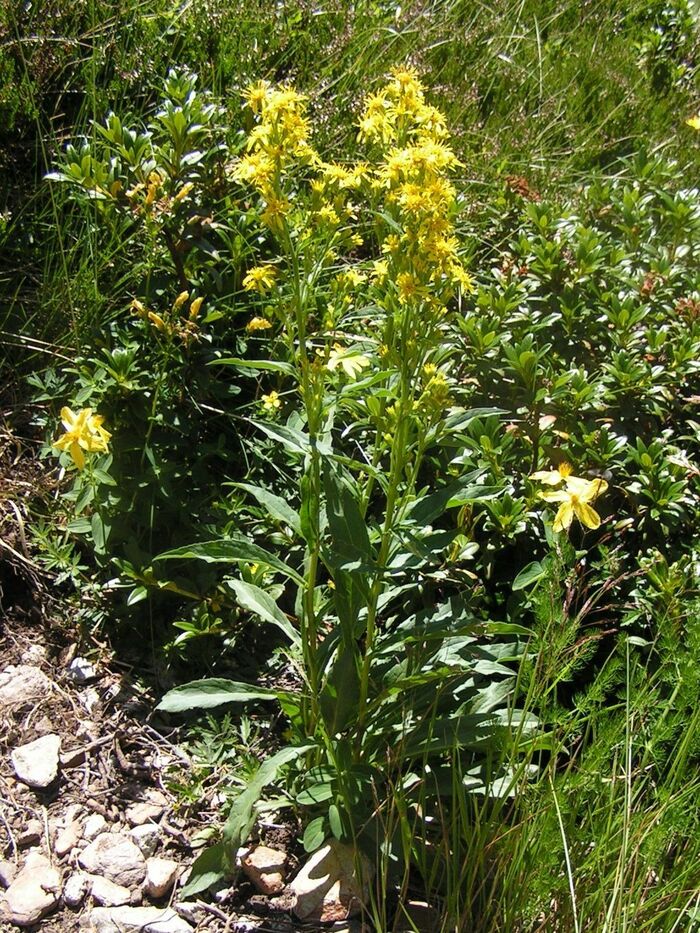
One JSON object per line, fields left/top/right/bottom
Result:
{"left": 261, "top": 391, "right": 281, "bottom": 412}
{"left": 325, "top": 343, "right": 370, "bottom": 380}
{"left": 530, "top": 463, "right": 608, "bottom": 532}
{"left": 54, "top": 407, "right": 111, "bottom": 470}
{"left": 686, "top": 114, "right": 700, "bottom": 130}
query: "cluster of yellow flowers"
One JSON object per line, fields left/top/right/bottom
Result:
{"left": 360, "top": 68, "right": 472, "bottom": 307}
{"left": 131, "top": 291, "right": 203, "bottom": 346}
{"left": 235, "top": 83, "right": 316, "bottom": 231}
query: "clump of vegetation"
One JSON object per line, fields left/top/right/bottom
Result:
{"left": 4, "top": 0, "right": 700, "bottom": 929}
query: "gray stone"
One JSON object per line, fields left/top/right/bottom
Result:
{"left": 0, "top": 851, "right": 61, "bottom": 927}
{"left": 144, "top": 857, "right": 179, "bottom": 899}
{"left": 0, "top": 665, "right": 52, "bottom": 707}
{"left": 129, "top": 823, "right": 160, "bottom": 858}
{"left": 11, "top": 734, "right": 61, "bottom": 788}
{"left": 84, "top": 905, "right": 193, "bottom": 932}
{"left": 90, "top": 875, "right": 132, "bottom": 907}
{"left": 63, "top": 871, "right": 90, "bottom": 908}
{"left": 78, "top": 833, "right": 146, "bottom": 888}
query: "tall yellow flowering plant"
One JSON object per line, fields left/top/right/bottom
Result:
{"left": 158, "top": 70, "right": 519, "bottom": 893}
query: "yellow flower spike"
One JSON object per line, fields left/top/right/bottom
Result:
{"left": 54, "top": 407, "right": 111, "bottom": 470}
{"left": 686, "top": 114, "right": 700, "bottom": 130}
{"left": 243, "top": 265, "right": 278, "bottom": 294}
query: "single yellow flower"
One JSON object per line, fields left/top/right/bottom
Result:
{"left": 243, "top": 265, "right": 278, "bottom": 294}
{"left": 261, "top": 391, "right": 281, "bottom": 412}
{"left": 326, "top": 343, "right": 370, "bottom": 380}
{"left": 686, "top": 114, "right": 700, "bottom": 130}
{"left": 54, "top": 407, "right": 111, "bottom": 470}
{"left": 246, "top": 316, "right": 273, "bottom": 333}
{"left": 536, "top": 473, "right": 608, "bottom": 532}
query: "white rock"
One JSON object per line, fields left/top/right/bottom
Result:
{"left": 21, "top": 645, "right": 47, "bottom": 665}
{"left": 0, "top": 851, "right": 61, "bottom": 926}
{"left": 241, "top": 845, "right": 287, "bottom": 895}
{"left": 144, "top": 857, "right": 179, "bottom": 898}
{"left": 55, "top": 819, "right": 82, "bottom": 857}
{"left": 78, "top": 833, "right": 146, "bottom": 888}
{"left": 68, "top": 657, "right": 99, "bottom": 683}
{"left": 63, "top": 871, "right": 90, "bottom": 908}
{"left": 290, "top": 839, "right": 372, "bottom": 922}
{"left": 129, "top": 824, "right": 160, "bottom": 858}
{"left": 11, "top": 733, "right": 61, "bottom": 788}
{"left": 84, "top": 905, "right": 193, "bottom": 932}
{"left": 0, "top": 665, "right": 52, "bottom": 707}
{"left": 90, "top": 875, "right": 131, "bottom": 906}
{"left": 126, "top": 802, "right": 164, "bottom": 827}
{"left": 83, "top": 814, "right": 108, "bottom": 841}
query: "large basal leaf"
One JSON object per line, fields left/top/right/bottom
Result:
{"left": 226, "top": 579, "right": 300, "bottom": 646}
{"left": 157, "top": 678, "right": 281, "bottom": 712}
{"left": 155, "top": 533, "right": 304, "bottom": 585}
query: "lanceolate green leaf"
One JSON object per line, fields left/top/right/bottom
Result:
{"left": 157, "top": 678, "right": 281, "bottom": 712}
{"left": 211, "top": 357, "right": 295, "bottom": 376}
{"left": 234, "top": 482, "right": 302, "bottom": 536}
{"left": 226, "top": 579, "right": 300, "bottom": 646}
{"left": 224, "top": 744, "right": 314, "bottom": 854}
{"left": 155, "top": 533, "right": 303, "bottom": 584}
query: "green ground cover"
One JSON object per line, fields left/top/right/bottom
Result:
{"left": 3, "top": 0, "right": 700, "bottom": 929}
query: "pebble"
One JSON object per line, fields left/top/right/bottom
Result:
{"left": 17, "top": 819, "right": 43, "bottom": 847}
{"left": 78, "top": 833, "right": 146, "bottom": 888}
{"left": 0, "top": 851, "right": 61, "bottom": 927}
{"left": 144, "top": 857, "right": 179, "bottom": 898}
{"left": 90, "top": 875, "right": 132, "bottom": 907}
{"left": 241, "top": 845, "right": 287, "bottom": 895}
{"left": 126, "top": 802, "right": 164, "bottom": 826}
{"left": 11, "top": 733, "right": 61, "bottom": 788}
{"left": 68, "top": 657, "right": 99, "bottom": 684}
{"left": 83, "top": 814, "right": 108, "bottom": 841}
{"left": 55, "top": 819, "right": 83, "bottom": 857}
{"left": 63, "top": 871, "right": 90, "bottom": 908}
{"left": 129, "top": 823, "right": 160, "bottom": 858}
{"left": 0, "top": 665, "right": 52, "bottom": 707}
{"left": 84, "top": 904, "right": 194, "bottom": 932}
